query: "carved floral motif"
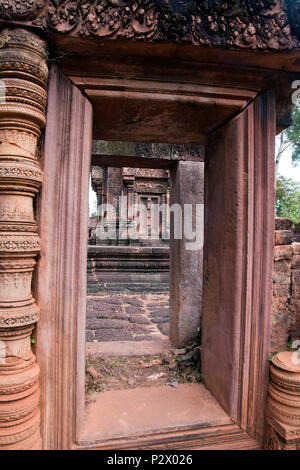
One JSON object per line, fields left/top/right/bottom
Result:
{"left": 0, "top": 28, "right": 48, "bottom": 450}
{"left": 0, "top": 0, "right": 298, "bottom": 50}
{"left": 0, "top": 1, "right": 46, "bottom": 21}
{"left": 0, "top": 204, "right": 33, "bottom": 221}
{"left": 265, "top": 352, "right": 300, "bottom": 449}
{"left": 134, "top": 182, "right": 167, "bottom": 194}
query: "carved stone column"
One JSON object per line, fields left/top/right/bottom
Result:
{"left": 264, "top": 352, "right": 300, "bottom": 449}
{"left": 0, "top": 28, "right": 48, "bottom": 450}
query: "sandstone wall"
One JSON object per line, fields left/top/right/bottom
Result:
{"left": 271, "top": 218, "right": 300, "bottom": 351}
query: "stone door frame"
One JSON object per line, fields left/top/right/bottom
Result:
{"left": 35, "top": 64, "right": 275, "bottom": 450}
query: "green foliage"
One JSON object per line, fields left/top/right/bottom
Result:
{"left": 276, "top": 176, "right": 300, "bottom": 225}
{"left": 286, "top": 103, "right": 300, "bottom": 167}
{"left": 268, "top": 351, "right": 281, "bottom": 361}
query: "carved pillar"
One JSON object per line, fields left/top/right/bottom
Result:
{"left": 264, "top": 352, "right": 300, "bottom": 449}
{"left": 0, "top": 28, "right": 48, "bottom": 450}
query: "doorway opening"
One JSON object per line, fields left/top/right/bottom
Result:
{"left": 82, "top": 141, "right": 230, "bottom": 444}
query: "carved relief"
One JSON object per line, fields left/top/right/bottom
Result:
{"left": 0, "top": 1, "right": 46, "bottom": 21}
{"left": 0, "top": 1, "right": 298, "bottom": 50}
{"left": 0, "top": 204, "right": 33, "bottom": 222}
{"left": 136, "top": 168, "right": 168, "bottom": 178}
{"left": 265, "top": 352, "right": 300, "bottom": 449}
{"left": 134, "top": 182, "right": 167, "bottom": 194}
{"left": 0, "top": 28, "right": 48, "bottom": 450}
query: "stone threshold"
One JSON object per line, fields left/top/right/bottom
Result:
{"left": 86, "top": 339, "right": 171, "bottom": 357}
{"left": 80, "top": 383, "right": 232, "bottom": 445}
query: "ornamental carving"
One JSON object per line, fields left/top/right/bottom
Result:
{"left": 265, "top": 352, "right": 300, "bottom": 449}
{"left": 0, "top": 236, "right": 41, "bottom": 253}
{"left": 0, "top": 204, "right": 33, "bottom": 221}
{"left": 134, "top": 182, "right": 167, "bottom": 194}
{"left": 0, "top": 1, "right": 46, "bottom": 21}
{"left": 0, "top": 165, "right": 43, "bottom": 182}
{"left": 136, "top": 168, "right": 168, "bottom": 178}
{"left": 0, "top": 0, "right": 298, "bottom": 50}
{"left": 0, "top": 28, "right": 48, "bottom": 450}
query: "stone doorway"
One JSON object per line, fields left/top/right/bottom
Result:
{"left": 36, "top": 65, "right": 275, "bottom": 450}
{"left": 84, "top": 143, "right": 206, "bottom": 427}
{"left": 86, "top": 157, "right": 171, "bottom": 346}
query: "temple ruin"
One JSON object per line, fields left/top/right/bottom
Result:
{"left": 0, "top": 0, "right": 299, "bottom": 451}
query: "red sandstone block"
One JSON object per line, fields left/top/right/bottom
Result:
{"left": 272, "top": 297, "right": 289, "bottom": 310}
{"left": 275, "top": 230, "right": 292, "bottom": 246}
{"left": 273, "top": 271, "right": 291, "bottom": 285}
{"left": 274, "top": 245, "right": 293, "bottom": 261}
{"left": 291, "top": 271, "right": 300, "bottom": 297}
{"left": 292, "top": 270, "right": 300, "bottom": 283}
{"left": 292, "top": 243, "right": 300, "bottom": 255}
{"left": 274, "top": 259, "right": 291, "bottom": 273}
{"left": 275, "top": 218, "right": 293, "bottom": 231}
{"left": 292, "top": 255, "right": 300, "bottom": 270}
{"left": 289, "top": 299, "right": 300, "bottom": 315}
{"left": 273, "top": 284, "right": 290, "bottom": 298}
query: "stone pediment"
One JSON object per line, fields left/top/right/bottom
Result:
{"left": 0, "top": 0, "right": 299, "bottom": 50}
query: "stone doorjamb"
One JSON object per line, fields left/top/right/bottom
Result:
{"left": 34, "top": 62, "right": 276, "bottom": 449}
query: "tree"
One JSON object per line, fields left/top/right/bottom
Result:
{"left": 276, "top": 176, "right": 300, "bottom": 225}
{"left": 276, "top": 103, "right": 300, "bottom": 173}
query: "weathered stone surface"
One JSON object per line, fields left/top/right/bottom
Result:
{"left": 274, "top": 245, "right": 293, "bottom": 261}
{"left": 293, "top": 243, "right": 300, "bottom": 255}
{"left": 89, "top": 319, "right": 129, "bottom": 330}
{"left": 1, "top": 1, "right": 300, "bottom": 51}
{"left": 292, "top": 271, "right": 300, "bottom": 297}
{"left": 288, "top": 299, "right": 300, "bottom": 341}
{"left": 96, "top": 312, "right": 129, "bottom": 321}
{"left": 86, "top": 294, "right": 170, "bottom": 343}
{"left": 125, "top": 306, "right": 144, "bottom": 315}
{"left": 272, "top": 297, "right": 289, "bottom": 311}
{"left": 129, "top": 315, "right": 151, "bottom": 326}
{"left": 85, "top": 331, "right": 94, "bottom": 342}
{"left": 148, "top": 302, "right": 169, "bottom": 308}
{"left": 0, "top": 28, "right": 48, "bottom": 450}
{"left": 126, "top": 298, "right": 144, "bottom": 307}
{"left": 275, "top": 230, "right": 293, "bottom": 246}
{"left": 293, "top": 223, "right": 300, "bottom": 242}
{"left": 273, "top": 271, "right": 291, "bottom": 285}
{"left": 170, "top": 161, "right": 204, "bottom": 346}
{"left": 273, "top": 284, "right": 291, "bottom": 299}
{"left": 271, "top": 310, "right": 291, "bottom": 350}
{"left": 272, "top": 220, "right": 300, "bottom": 353}
{"left": 275, "top": 218, "right": 293, "bottom": 231}
{"left": 94, "top": 330, "right": 134, "bottom": 342}
{"left": 149, "top": 308, "right": 170, "bottom": 317}
{"left": 274, "top": 259, "right": 292, "bottom": 273}
{"left": 292, "top": 255, "right": 300, "bottom": 270}
{"left": 158, "top": 322, "right": 169, "bottom": 336}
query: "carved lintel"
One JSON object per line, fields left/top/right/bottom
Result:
{"left": 0, "top": 28, "right": 48, "bottom": 450}
{"left": 0, "top": 1, "right": 299, "bottom": 51}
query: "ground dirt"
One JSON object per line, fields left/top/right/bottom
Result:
{"left": 85, "top": 341, "right": 201, "bottom": 401}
